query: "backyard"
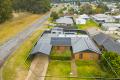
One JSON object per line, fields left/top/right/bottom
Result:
{"left": 77, "top": 19, "right": 100, "bottom": 30}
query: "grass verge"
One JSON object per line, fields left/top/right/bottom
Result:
{"left": 2, "top": 30, "right": 43, "bottom": 80}
{"left": 0, "top": 14, "right": 43, "bottom": 44}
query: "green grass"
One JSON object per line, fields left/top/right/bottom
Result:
{"left": 76, "top": 60, "right": 110, "bottom": 78}
{"left": 77, "top": 19, "right": 99, "bottom": 30}
{"left": 0, "top": 14, "right": 43, "bottom": 44}
{"left": 50, "top": 48, "right": 72, "bottom": 60}
{"left": 45, "top": 60, "right": 71, "bottom": 80}
{"left": 2, "top": 30, "right": 44, "bottom": 80}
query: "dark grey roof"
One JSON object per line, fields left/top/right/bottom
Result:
{"left": 103, "top": 39, "right": 120, "bottom": 54}
{"left": 51, "top": 37, "right": 71, "bottom": 46}
{"left": 93, "top": 33, "right": 109, "bottom": 46}
{"left": 31, "top": 34, "right": 52, "bottom": 55}
{"left": 72, "top": 37, "right": 101, "bottom": 54}
{"left": 93, "top": 33, "right": 120, "bottom": 54}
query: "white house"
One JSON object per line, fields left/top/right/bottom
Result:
{"left": 92, "top": 14, "right": 115, "bottom": 23}
{"left": 79, "top": 14, "right": 90, "bottom": 20}
{"left": 76, "top": 18, "right": 86, "bottom": 24}
{"left": 113, "top": 15, "right": 120, "bottom": 23}
{"left": 102, "top": 23, "right": 120, "bottom": 31}
{"left": 56, "top": 16, "right": 74, "bottom": 25}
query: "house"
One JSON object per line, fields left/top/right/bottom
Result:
{"left": 79, "top": 14, "right": 90, "bottom": 20}
{"left": 30, "top": 27, "right": 101, "bottom": 60}
{"left": 75, "top": 14, "right": 89, "bottom": 24}
{"left": 113, "top": 15, "right": 120, "bottom": 23}
{"left": 50, "top": 37, "right": 71, "bottom": 52}
{"left": 102, "top": 23, "right": 120, "bottom": 31}
{"left": 76, "top": 18, "right": 86, "bottom": 24}
{"left": 72, "top": 36, "right": 101, "bottom": 60}
{"left": 93, "top": 33, "right": 120, "bottom": 55}
{"left": 92, "top": 14, "right": 115, "bottom": 23}
{"left": 56, "top": 16, "right": 74, "bottom": 26}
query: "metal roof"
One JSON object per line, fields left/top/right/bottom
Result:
{"left": 93, "top": 33, "right": 108, "bottom": 46}
{"left": 103, "top": 39, "right": 120, "bottom": 54}
{"left": 72, "top": 37, "right": 101, "bottom": 54}
{"left": 31, "top": 34, "right": 52, "bottom": 55}
{"left": 31, "top": 29, "right": 101, "bottom": 56}
{"left": 56, "top": 17, "right": 74, "bottom": 24}
{"left": 51, "top": 37, "right": 71, "bottom": 46}
{"left": 93, "top": 33, "right": 120, "bottom": 54}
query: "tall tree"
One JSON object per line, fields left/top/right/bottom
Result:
{"left": 0, "top": 0, "right": 12, "bottom": 23}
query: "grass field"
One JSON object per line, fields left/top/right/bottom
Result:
{"left": 0, "top": 14, "right": 42, "bottom": 44}
{"left": 45, "top": 60, "right": 71, "bottom": 80}
{"left": 77, "top": 19, "right": 99, "bottom": 30}
{"left": 76, "top": 60, "right": 110, "bottom": 79}
{"left": 1, "top": 30, "right": 44, "bottom": 80}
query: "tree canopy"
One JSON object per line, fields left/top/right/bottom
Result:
{"left": 0, "top": 0, "right": 51, "bottom": 23}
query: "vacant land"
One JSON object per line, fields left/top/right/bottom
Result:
{"left": 0, "top": 14, "right": 42, "bottom": 44}
{"left": 45, "top": 60, "right": 71, "bottom": 80}
{"left": 77, "top": 19, "right": 99, "bottom": 30}
{"left": 1, "top": 30, "right": 43, "bottom": 80}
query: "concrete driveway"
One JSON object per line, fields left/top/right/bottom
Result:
{"left": 25, "top": 54, "right": 49, "bottom": 80}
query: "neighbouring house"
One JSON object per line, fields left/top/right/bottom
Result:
{"left": 79, "top": 14, "right": 90, "bottom": 20}
{"left": 113, "top": 15, "right": 120, "bottom": 23}
{"left": 92, "top": 14, "right": 115, "bottom": 23}
{"left": 93, "top": 33, "right": 120, "bottom": 55}
{"left": 75, "top": 14, "right": 89, "bottom": 24}
{"left": 76, "top": 18, "right": 86, "bottom": 24}
{"left": 102, "top": 23, "right": 120, "bottom": 31}
{"left": 30, "top": 27, "right": 101, "bottom": 60}
{"left": 56, "top": 16, "right": 74, "bottom": 26}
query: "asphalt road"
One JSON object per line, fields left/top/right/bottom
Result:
{"left": 0, "top": 13, "right": 50, "bottom": 67}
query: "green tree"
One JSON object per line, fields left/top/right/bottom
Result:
{"left": 50, "top": 12, "right": 59, "bottom": 21}
{"left": 80, "top": 3, "right": 92, "bottom": 14}
{"left": 0, "top": 0, "right": 12, "bottom": 23}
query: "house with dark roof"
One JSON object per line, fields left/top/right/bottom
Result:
{"left": 93, "top": 33, "right": 120, "bottom": 55}
{"left": 31, "top": 27, "right": 101, "bottom": 60}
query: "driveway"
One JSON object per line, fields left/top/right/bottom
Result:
{"left": 0, "top": 13, "right": 50, "bottom": 67}
{"left": 25, "top": 54, "right": 49, "bottom": 80}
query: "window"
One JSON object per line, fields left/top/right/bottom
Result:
{"left": 79, "top": 54, "right": 83, "bottom": 59}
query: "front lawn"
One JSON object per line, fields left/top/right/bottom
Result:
{"left": 76, "top": 60, "right": 110, "bottom": 79}
{"left": 77, "top": 19, "right": 99, "bottom": 30}
{"left": 45, "top": 60, "right": 71, "bottom": 80}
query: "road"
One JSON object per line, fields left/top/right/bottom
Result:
{"left": 0, "top": 13, "right": 50, "bottom": 67}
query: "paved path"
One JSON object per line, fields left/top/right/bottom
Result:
{"left": 25, "top": 54, "right": 49, "bottom": 80}
{"left": 0, "top": 13, "right": 50, "bottom": 67}
{"left": 71, "top": 59, "right": 78, "bottom": 77}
